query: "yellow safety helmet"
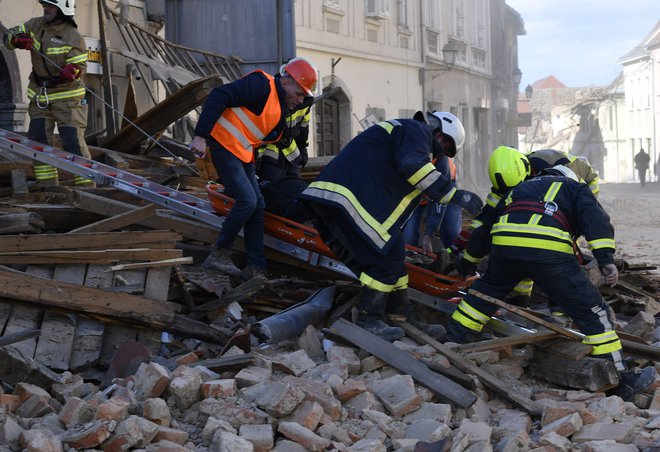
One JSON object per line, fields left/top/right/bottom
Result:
{"left": 488, "top": 146, "right": 531, "bottom": 192}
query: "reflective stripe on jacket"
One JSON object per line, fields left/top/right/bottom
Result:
{"left": 5, "top": 17, "right": 87, "bottom": 103}
{"left": 301, "top": 118, "right": 456, "bottom": 253}
{"left": 258, "top": 104, "right": 311, "bottom": 163}
{"left": 466, "top": 175, "right": 615, "bottom": 266}
{"left": 210, "top": 70, "right": 283, "bottom": 162}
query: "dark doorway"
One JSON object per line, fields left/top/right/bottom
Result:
{"left": 315, "top": 96, "right": 340, "bottom": 156}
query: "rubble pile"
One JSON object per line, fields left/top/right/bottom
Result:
{"left": 1, "top": 323, "right": 659, "bottom": 451}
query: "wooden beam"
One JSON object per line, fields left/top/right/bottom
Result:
{"left": 0, "top": 268, "right": 177, "bottom": 327}
{"left": 108, "top": 257, "right": 193, "bottom": 271}
{"left": 0, "top": 230, "right": 181, "bottom": 252}
{"left": 329, "top": 318, "right": 477, "bottom": 408}
{"left": 398, "top": 321, "right": 542, "bottom": 416}
{"left": 100, "top": 76, "right": 224, "bottom": 154}
{"left": 469, "top": 289, "right": 584, "bottom": 340}
{"left": 69, "top": 203, "right": 158, "bottom": 233}
{"left": 0, "top": 249, "right": 182, "bottom": 264}
{"left": 451, "top": 331, "right": 559, "bottom": 353}
{"left": 73, "top": 190, "right": 218, "bottom": 243}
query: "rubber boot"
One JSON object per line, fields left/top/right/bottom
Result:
{"left": 446, "top": 318, "right": 483, "bottom": 344}
{"left": 386, "top": 289, "right": 446, "bottom": 341}
{"left": 356, "top": 287, "right": 404, "bottom": 342}
{"left": 616, "top": 367, "right": 657, "bottom": 402}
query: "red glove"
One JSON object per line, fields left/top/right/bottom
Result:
{"left": 12, "top": 33, "right": 33, "bottom": 50}
{"left": 60, "top": 64, "right": 81, "bottom": 81}
{"left": 449, "top": 229, "right": 471, "bottom": 255}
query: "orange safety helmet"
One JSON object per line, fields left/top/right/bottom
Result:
{"left": 280, "top": 57, "right": 318, "bottom": 96}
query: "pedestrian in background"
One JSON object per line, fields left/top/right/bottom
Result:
{"left": 634, "top": 148, "right": 650, "bottom": 187}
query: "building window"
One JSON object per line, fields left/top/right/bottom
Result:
{"left": 399, "top": 35, "right": 409, "bottom": 49}
{"left": 367, "top": 27, "right": 379, "bottom": 43}
{"left": 427, "top": 29, "right": 439, "bottom": 55}
{"left": 471, "top": 48, "right": 485, "bottom": 69}
{"left": 366, "top": 0, "right": 390, "bottom": 20}
{"left": 323, "top": 0, "right": 342, "bottom": 10}
{"left": 397, "top": 0, "right": 408, "bottom": 28}
{"left": 326, "top": 18, "right": 340, "bottom": 34}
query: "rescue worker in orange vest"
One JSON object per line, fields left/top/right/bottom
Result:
{"left": 190, "top": 57, "right": 318, "bottom": 280}
{"left": 4, "top": 0, "right": 93, "bottom": 187}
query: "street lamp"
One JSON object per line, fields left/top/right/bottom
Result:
{"left": 513, "top": 68, "right": 522, "bottom": 86}
{"left": 441, "top": 41, "right": 459, "bottom": 67}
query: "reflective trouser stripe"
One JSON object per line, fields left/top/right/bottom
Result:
{"left": 512, "top": 278, "right": 534, "bottom": 296}
{"left": 74, "top": 175, "right": 93, "bottom": 185}
{"left": 451, "top": 300, "right": 491, "bottom": 332}
{"left": 583, "top": 330, "right": 622, "bottom": 355}
{"left": 34, "top": 164, "right": 58, "bottom": 180}
{"left": 359, "top": 272, "right": 408, "bottom": 292}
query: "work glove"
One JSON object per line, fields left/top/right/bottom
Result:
{"left": 420, "top": 233, "right": 434, "bottom": 254}
{"left": 600, "top": 263, "right": 619, "bottom": 287}
{"left": 299, "top": 147, "right": 309, "bottom": 168}
{"left": 450, "top": 189, "right": 483, "bottom": 216}
{"left": 449, "top": 229, "right": 471, "bottom": 255}
{"left": 12, "top": 33, "right": 33, "bottom": 50}
{"left": 60, "top": 63, "right": 81, "bottom": 81}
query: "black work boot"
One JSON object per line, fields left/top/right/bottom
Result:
{"left": 616, "top": 367, "right": 657, "bottom": 401}
{"left": 356, "top": 288, "right": 404, "bottom": 342}
{"left": 202, "top": 248, "right": 241, "bottom": 276}
{"left": 386, "top": 289, "right": 446, "bottom": 341}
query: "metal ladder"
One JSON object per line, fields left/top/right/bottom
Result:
{"left": 0, "top": 128, "right": 355, "bottom": 278}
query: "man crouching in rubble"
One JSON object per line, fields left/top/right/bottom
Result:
{"left": 446, "top": 152, "right": 656, "bottom": 401}
{"left": 300, "top": 112, "right": 483, "bottom": 342}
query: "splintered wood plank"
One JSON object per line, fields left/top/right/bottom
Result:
{"left": 34, "top": 264, "right": 86, "bottom": 371}
{"left": 99, "top": 268, "right": 146, "bottom": 367}
{"left": 69, "top": 203, "right": 158, "bottom": 233}
{"left": 0, "top": 248, "right": 182, "bottom": 264}
{"left": 0, "top": 230, "right": 181, "bottom": 252}
{"left": 0, "top": 298, "right": 14, "bottom": 335}
{"left": 69, "top": 264, "right": 109, "bottom": 371}
{"left": 138, "top": 267, "right": 172, "bottom": 357}
{"left": 3, "top": 305, "right": 41, "bottom": 358}
{"left": 3, "top": 265, "right": 53, "bottom": 358}
{"left": 329, "top": 318, "right": 477, "bottom": 409}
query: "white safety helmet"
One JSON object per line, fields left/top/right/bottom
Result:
{"left": 40, "top": 0, "right": 75, "bottom": 16}
{"left": 540, "top": 165, "right": 579, "bottom": 182}
{"left": 427, "top": 111, "right": 466, "bottom": 154}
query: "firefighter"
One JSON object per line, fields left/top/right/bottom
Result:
{"left": 527, "top": 148, "right": 600, "bottom": 197}
{"left": 447, "top": 161, "right": 656, "bottom": 400}
{"left": 300, "top": 111, "right": 483, "bottom": 340}
{"left": 190, "top": 57, "right": 318, "bottom": 280}
{"left": 255, "top": 93, "right": 315, "bottom": 223}
{"left": 3, "top": 0, "right": 93, "bottom": 187}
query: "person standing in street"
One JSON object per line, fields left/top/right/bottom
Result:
{"left": 3, "top": 0, "right": 93, "bottom": 187}
{"left": 301, "top": 111, "right": 483, "bottom": 341}
{"left": 634, "top": 148, "right": 651, "bottom": 187}
{"left": 190, "top": 57, "right": 318, "bottom": 280}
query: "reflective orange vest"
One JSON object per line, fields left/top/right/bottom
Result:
{"left": 210, "top": 70, "right": 283, "bottom": 163}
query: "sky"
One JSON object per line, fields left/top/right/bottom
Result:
{"left": 506, "top": 0, "right": 659, "bottom": 88}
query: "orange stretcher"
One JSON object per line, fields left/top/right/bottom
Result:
{"left": 206, "top": 184, "right": 470, "bottom": 297}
